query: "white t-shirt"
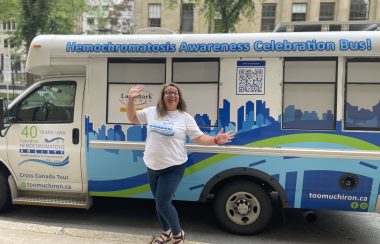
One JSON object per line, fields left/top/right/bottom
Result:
{"left": 136, "top": 106, "right": 204, "bottom": 170}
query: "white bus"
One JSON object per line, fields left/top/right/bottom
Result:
{"left": 0, "top": 31, "right": 380, "bottom": 234}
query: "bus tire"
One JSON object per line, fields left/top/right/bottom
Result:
{"left": 214, "top": 181, "right": 272, "bottom": 235}
{"left": 0, "top": 171, "right": 11, "bottom": 212}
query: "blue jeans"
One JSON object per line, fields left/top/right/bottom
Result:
{"left": 147, "top": 163, "right": 186, "bottom": 236}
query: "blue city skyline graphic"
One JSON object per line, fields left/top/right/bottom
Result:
{"left": 346, "top": 101, "right": 380, "bottom": 128}
{"left": 283, "top": 105, "right": 334, "bottom": 130}
{"left": 85, "top": 99, "right": 276, "bottom": 161}
{"left": 194, "top": 99, "right": 275, "bottom": 135}
{"left": 85, "top": 98, "right": 380, "bottom": 152}
{"left": 281, "top": 99, "right": 380, "bottom": 130}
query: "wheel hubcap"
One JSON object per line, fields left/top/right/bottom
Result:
{"left": 225, "top": 192, "right": 260, "bottom": 225}
{"left": 234, "top": 198, "right": 251, "bottom": 215}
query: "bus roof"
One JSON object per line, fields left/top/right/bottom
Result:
{"left": 26, "top": 31, "right": 380, "bottom": 77}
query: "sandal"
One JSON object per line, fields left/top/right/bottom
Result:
{"left": 173, "top": 230, "right": 185, "bottom": 244}
{"left": 151, "top": 231, "right": 172, "bottom": 244}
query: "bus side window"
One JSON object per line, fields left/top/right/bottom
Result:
{"left": 15, "top": 82, "right": 76, "bottom": 123}
{"left": 282, "top": 58, "right": 337, "bottom": 130}
{"left": 172, "top": 58, "right": 219, "bottom": 128}
{"left": 107, "top": 58, "right": 166, "bottom": 124}
{"left": 344, "top": 59, "right": 380, "bottom": 131}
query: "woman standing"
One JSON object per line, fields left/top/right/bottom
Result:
{"left": 127, "top": 84, "right": 235, "bottom": 244}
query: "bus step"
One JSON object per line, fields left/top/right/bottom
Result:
{"left": 13, "top": 196, "right": 91, "bottom": 209}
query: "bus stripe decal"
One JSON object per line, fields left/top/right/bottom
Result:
{"left": 189, "top": 184, "right": 205, "bottom": 191}
{"left": 249, "top": 159, "right": 266, "bottom": 167}
{"left": 285, "top": 171, "right": 297, "bottom": 207}
{"left": 359, "top": 161, "right": 378, "bottom": 170}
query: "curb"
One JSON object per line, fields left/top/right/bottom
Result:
{"left": 0, "top": 219, "right": 209, "bottom": 243}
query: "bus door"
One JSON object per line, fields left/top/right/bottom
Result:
{"left": 6, "top": 78, "right": 85, "bottom": 193}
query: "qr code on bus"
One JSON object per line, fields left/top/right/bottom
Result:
{"left": 236, "top": 62, "right": 265, "bottom": 95}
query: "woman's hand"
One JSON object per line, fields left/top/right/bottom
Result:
{"left": 215, "top": 128, "right": 235, "bottom": 145}
{"left": 192, "top": 128, "right": 235, "bottom": 146}
{"left": 126, "top": 85, "right": 144, "bottom": 124}
{"left": 128, "top": 84, "right": 144, "bottom": 100}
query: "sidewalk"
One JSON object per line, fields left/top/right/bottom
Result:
{"left": 0, "top": 219, "right": 209, "bottom": 244}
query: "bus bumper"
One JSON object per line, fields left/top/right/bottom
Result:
{"left": 376, "top": 196, "right": 380, "bottom": 213}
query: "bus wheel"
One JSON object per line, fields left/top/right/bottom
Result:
{"left": 214, "top": 181, "right": 272, "bottom": 235}
{"left": 0, "top": 170, "right": 11, "bottom": 212}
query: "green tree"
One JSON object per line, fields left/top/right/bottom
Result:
{"left": 16, "top": 0, "right": 52, "bottom": 53}
{"left": 16, "top": 0, "right": 86, "bottom": 54}
{"left": 85, "top": 2, "right": 108, "bottom": 34}
{"left": 108, "top": 0, "right": 134, "bottom": 34}
{"left": 168, "top": 0, "right": 257, "bottom": 33}
{"left": 0, "top": 0, "right": 19, "bottom": 21}
{"left": 14, "top": 0, "right": 86, "bottom": 85}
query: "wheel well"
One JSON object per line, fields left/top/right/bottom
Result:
{"left": 0, "top": 162, "right": 11, "bottom": 177}
{"left": 200, "top": 168, "right": 289, "bottom": 208}
{"left": 210, "top": 175, "right": 273, "bottom": 195}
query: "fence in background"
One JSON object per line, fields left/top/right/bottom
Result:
{"left": 0, "top": 72, "right": 40, "bottom": 102}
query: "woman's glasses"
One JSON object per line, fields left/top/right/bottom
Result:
{"left": 165, "top": 91, "right": 179, "bottom": 96}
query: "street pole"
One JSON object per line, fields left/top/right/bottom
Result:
{"left": 179, "top": 0, "right": 183, "bottom": 33}
{"left": 3, "top": 42, "right": 12, "bottom": 104}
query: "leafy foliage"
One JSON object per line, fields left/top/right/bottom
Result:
{"left": 6, "top": 0, "right": 86, "bottom": 85}
{"left": 107, "top": 0, "right": 134, "bottom": 34}
{"left": 0, "top": 0, "right": 19, "bottom": 21}
{"left": 15, "top": 0, "right": 86, "bottom": 52}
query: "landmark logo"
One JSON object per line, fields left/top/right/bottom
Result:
{"left": 119, "top": 90, "right": 153, "bottom": 112}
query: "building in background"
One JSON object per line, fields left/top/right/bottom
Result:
{"left": 134, "top": 0, "right": 380, "bottom": 33}
{"left": 133, "top": 0, "right": 209, "bottom": 34}
{"left": 0, "top": 20, "right": 25, "bottom": 85}
{"left": 83, "top": 0, "right": 134, "bottom": 34}
{"left": 270, "top": 0, "right": 380, "bottom": 32}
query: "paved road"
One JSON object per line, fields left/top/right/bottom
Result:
{"left": 0, "top": 197, "right": 379, "bottom": 243}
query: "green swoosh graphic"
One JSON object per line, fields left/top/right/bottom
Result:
{"left": 90, "top": 184, "right": 150, "bottom": 197}
{"left": 250, "top": 133, "right": 380, "bottom": 150}
{"left": 90, "top": 133, "right": 380, "bottom": 197}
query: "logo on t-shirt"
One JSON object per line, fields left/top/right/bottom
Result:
{"left": 148, "top": 119, "right": 175, "bottom": 137}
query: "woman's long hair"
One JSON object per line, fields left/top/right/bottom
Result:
{"left": 156, "top": 83, "right": 187, "bottom": 117}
